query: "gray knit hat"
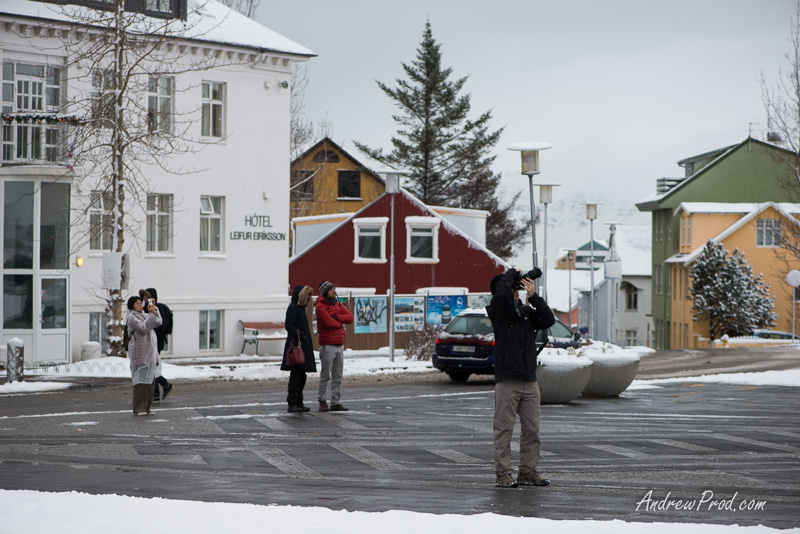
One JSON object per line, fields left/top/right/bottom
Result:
{"left": 319, "top": 281, "right": 334, "bottom": 297}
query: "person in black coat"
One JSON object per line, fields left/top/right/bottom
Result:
{"left": 282, "top": 285, "right": 316, "bottom": 413}
{"left": 487, "top": 268, "right": 555, "bottom": 488}
{"left": 144, "top": 287, "right": 174, "bottom": 401}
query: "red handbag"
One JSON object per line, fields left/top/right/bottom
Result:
{"left": 287, "top": 333, "right": 305, "bottom": 366}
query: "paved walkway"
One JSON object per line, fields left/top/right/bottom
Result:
{"left": 1, "top": 376, "right": 798, "bottom": 528}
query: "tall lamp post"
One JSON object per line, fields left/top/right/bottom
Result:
{"left": 567, "top": 249, "right": 575, "bottom": 328}
{"left": 382, "top": 169, "right": 410, "bottom": 362}
{"left": 582, "top": 202, "right": 600, "bottom": 339}
{"left": 508, "top": 142, "right": 552, "bottom": 294}
{"left": 537, "top": 183, "right": 560, "bottom": 301}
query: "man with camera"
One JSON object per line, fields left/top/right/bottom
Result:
{"left": 487, "top": 267, "right": 555, "bottom": 488}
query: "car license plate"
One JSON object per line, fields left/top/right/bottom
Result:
{"left": 452, "top": 345, "right": 475, "bottom": 353}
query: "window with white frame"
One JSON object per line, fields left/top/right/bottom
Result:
{"left": 353, "top": 217, "right": 388, "bottom": 263}
{"left": 146, "top": 193, "right": 172, "bottom": 253}
{"left": 92, "top": 69, "right": 116, "bottom": 127}
{"left": 756, "top": 219, "right": 782, "bottom": 247}
{"left": 200, "top": 196, "right": 223, "bottom": 253}
{"left": 147, "top": 76, "right": 173, "bottom": 133}
{"left": 89, "top": 312, "right": 108, "bottom": 354}
{"left": 405, "top": 217, "right": 440, "bottom": 263}
{"left": 199, "top": 310, "right": 222, "bottom": 350}
{"left": 89, "top": 190, "right": 113, "bottom": 251}
{"left": 686, "top": 216, "right": 691, "bottom": 246}
{"left": 201, "top": 81, "right": 225, "bottom": 138}
{"left": 625, "top": 329, "right": 638, "bottom": 347}
{"left": 2, "top": 63, "right": 62, "bottom": 162}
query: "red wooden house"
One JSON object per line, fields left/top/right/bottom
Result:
{"left": 289, "top": 190, "right": 511, "bottom": 294}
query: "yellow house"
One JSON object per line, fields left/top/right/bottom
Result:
{"left": 290, "top": 137, "right": 385, "bottom": 219}
{"left": 665, "top": 202, "right": 800, "bottom": 348}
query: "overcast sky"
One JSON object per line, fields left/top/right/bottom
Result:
{"left": 259, "top": 0, "right": 794, "bottom": 209}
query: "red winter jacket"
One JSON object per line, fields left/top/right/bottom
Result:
{"left": 315, "top": 298, "right": 354, "bottom": 346}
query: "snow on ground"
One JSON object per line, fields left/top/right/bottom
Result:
{"left": 2, "top": 344, "right": 799, "bottom": 396}
{"left": 0, "top": 380, "right": 75, "bottom": 394}
{"left": 637, "top": 369, "right": 800, "bottom": 388}
{"left": 1, "top": 490, "right": 795, "bottom": 534}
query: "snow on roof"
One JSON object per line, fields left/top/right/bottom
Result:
{"left": 293, "top": 213, "right": 356, "bottom": 224}
{"left": 428, "top": 205, "right": 490, "bottom": 218}
{"left": 543, "top": 268, "right": 594, "bottom": 312}
{"left": 0, "top": 0, "right": 314, "bottom": 56}
{"left": 415, "top": 287, "right": 469, "bottom": 295}
{"left": 676, "top": 202, "right": 800, "bottom": 215}
{"left": 609, "top": 224, "right": 652, "bottom": 276}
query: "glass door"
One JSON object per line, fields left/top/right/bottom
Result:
{"left": 2, "top": 179, "right": 71, "bottom": 363}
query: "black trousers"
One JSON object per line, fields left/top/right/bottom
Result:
{"left": 287, "top": 369, "right": 307, "bottom": 406}
{"left": 154, "top": 375, "right": 170, "bottom": 397}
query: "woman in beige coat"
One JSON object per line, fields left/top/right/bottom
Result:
{"left": 126, "top": 294, "right": 162, "bottom": 415}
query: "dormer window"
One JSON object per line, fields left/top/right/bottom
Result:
{"left": 313, "top": 149, "right": 339, "bottom": 162}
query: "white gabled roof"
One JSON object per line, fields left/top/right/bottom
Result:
{"left": 666, "top": 202, "right": 800, "bottom": 266}
{"left": 289, "top": 188, "right": 513, "bottom": 270}
{"left": 674, "top": 202, "right": 800, "bottom": 216}
{"left": 0, "top": 0, "right": 314, "bottom": 56}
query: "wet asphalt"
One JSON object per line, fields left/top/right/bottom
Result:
{"left": 1, "top": 366, "right": 799, "bottom": 529}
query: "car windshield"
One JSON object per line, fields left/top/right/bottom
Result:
{"left": 549, "top": 320, "right": 573, "bottom": 339}
{"left": 445, "top": 316, "right": 493, "bottom": 336}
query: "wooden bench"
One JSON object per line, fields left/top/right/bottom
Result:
{"left": 239, "top": 321, "right": 285, "bottom": 355}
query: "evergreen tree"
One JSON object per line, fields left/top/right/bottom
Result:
{"left": 689, "top": 240, "right": 777, "bottom": 344}
{"left": 354, "top": 21, "right": 527, "bottom": 260}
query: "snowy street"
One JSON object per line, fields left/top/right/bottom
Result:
{"left": 1, "top": 347, "right": 799, "bottom": 532}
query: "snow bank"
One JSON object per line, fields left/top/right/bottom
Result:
{"left": 2, "top": 490, "right": 794, "bottom": 534}
{"left": 638, "top": 369, "right": 800, "bottom": 388}
{"left": 0, "top": 381, "right": 75, "bottom": 395}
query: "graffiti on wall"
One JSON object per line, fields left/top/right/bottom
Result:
{"left": 355, "top": 297, "right": 387, "bottom": 334}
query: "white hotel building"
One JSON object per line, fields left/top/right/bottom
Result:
{"left": 0, "top": 0, "right": 313, "bottom": 363}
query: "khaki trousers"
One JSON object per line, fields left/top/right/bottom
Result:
{"left": 493, "top": 380, "right": 542, "bottom": 476}
{"left": 133, "top": 382, "right": 155, "bottom": 415}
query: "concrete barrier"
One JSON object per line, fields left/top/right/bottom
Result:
{"left": 537, "top": 354, "right": 593, "bottom": 404}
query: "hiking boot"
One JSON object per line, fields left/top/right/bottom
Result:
{"left": 517, "top": 470, "right": 550, "bottom": 486}
{"left": 330, "top": 403, "right": 349, "bottom": 412}
{"left": 495, "top": 473, "right": 518, "bottom": 488}
{"left": 161, "top": 383, "right": 173, "bottom": 400}
{"left": 319, "top": 401, "right": 330, "bottom": 412}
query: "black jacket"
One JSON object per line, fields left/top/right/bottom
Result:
{"left": 153, "top": 302, "right": 172, "bottom": 354}
{"left": 486, "top": 268, "right": 555, "bottom": 383}
{"left": 281, "top": 285, "right": 317, "bottom": 372}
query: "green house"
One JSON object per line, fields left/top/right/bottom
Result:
{"left": 636, "top": 137, "right": 797, "bottom": 349}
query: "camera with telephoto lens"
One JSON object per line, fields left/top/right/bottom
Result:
{"left": 512, "top": 268, "right": 543, "bottom": 290}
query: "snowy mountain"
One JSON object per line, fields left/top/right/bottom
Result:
{"left": 508, "top": 195, "right": 651, "bottom": 271}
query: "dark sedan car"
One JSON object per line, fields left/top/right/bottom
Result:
{"left": 432, "top": 308, "right": 581, "bottom": 383}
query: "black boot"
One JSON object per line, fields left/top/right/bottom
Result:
{"left": 287, "top": 405, "right": 305, "bottom": 413}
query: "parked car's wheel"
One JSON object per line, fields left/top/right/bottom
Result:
{"left": 447, "top": 370, "right": 471, "bottom": 383}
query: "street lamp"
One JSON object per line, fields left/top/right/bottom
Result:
{"left": 582, "top": 202, "right": 601, "bottom": 339}
{"left": 537, "top": 183, "right": 560, "bottom": 301}
{"left": 508, "top": 142, "right": 552, "bottom": 294}
{"left": 381, "top": 168, "right": 411, "bottom": 362}
{"left": 604, "top": 222, "right": 622, "bottom": 344}
{"left": 567, "top": 249, "right": 576, "bottom": 329}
